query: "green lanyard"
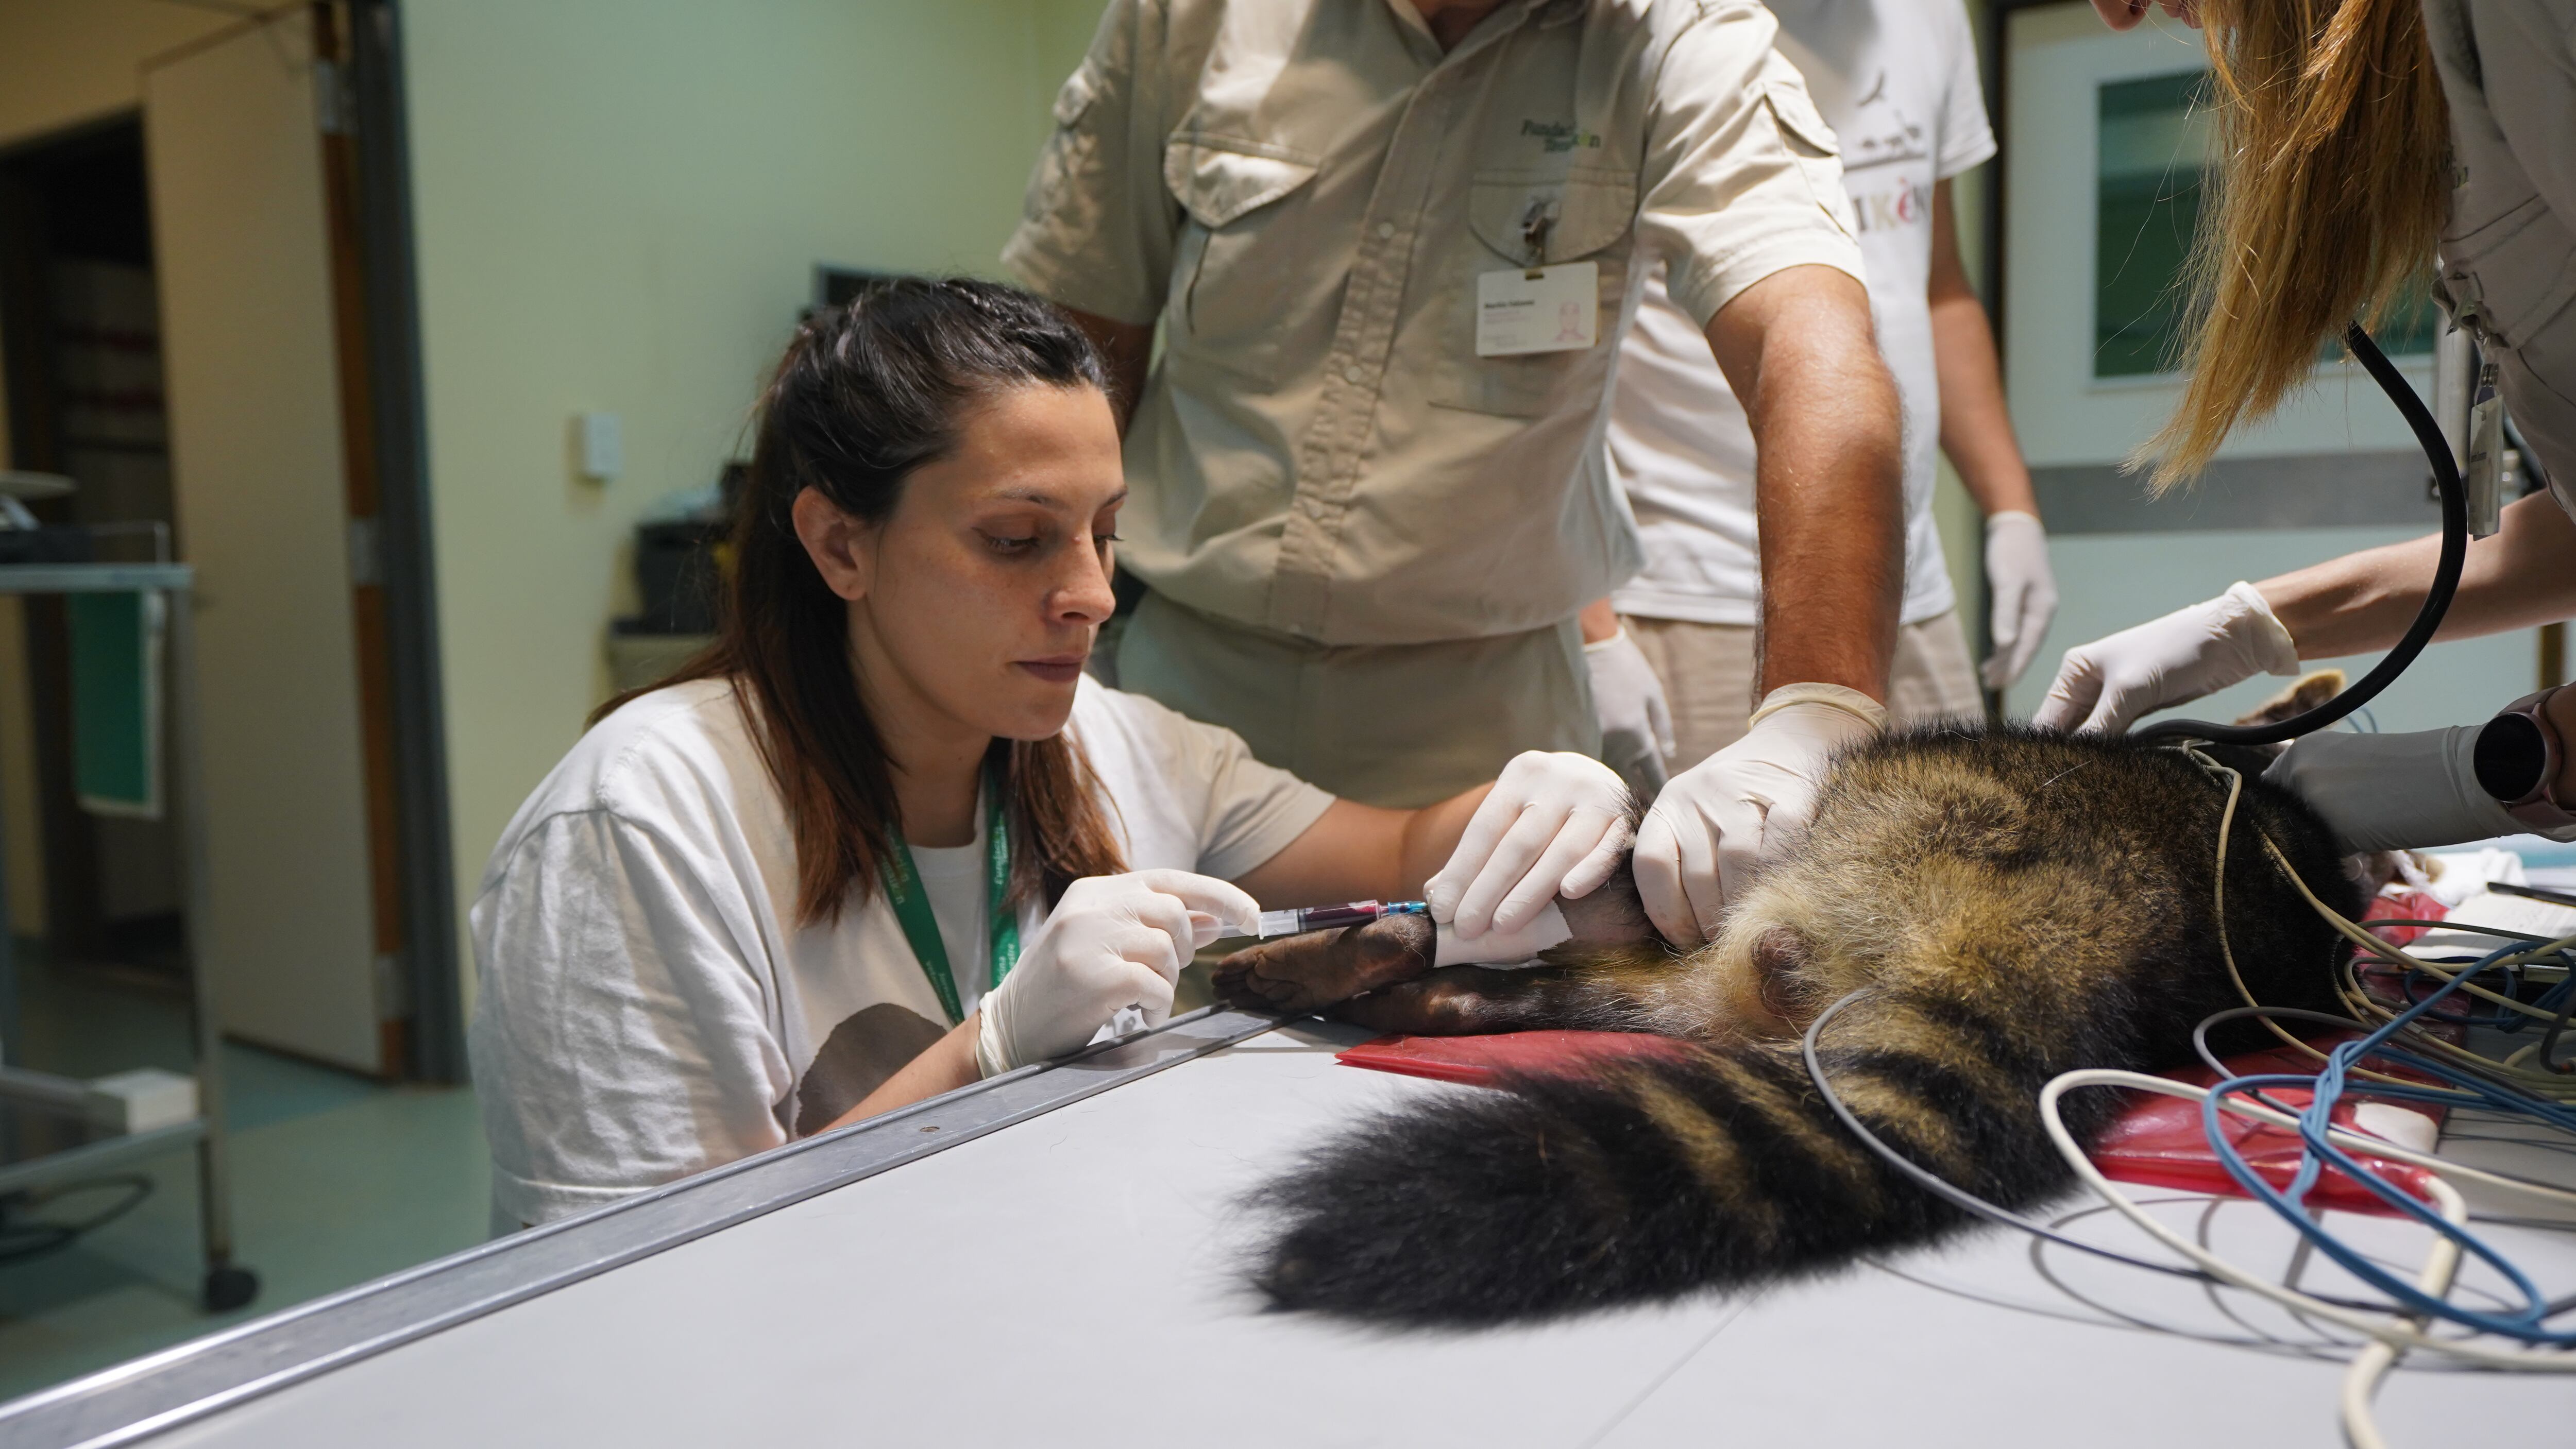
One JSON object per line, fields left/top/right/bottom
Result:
{"left": 878, "top": 765, "right": 1021, "bottom": 1026}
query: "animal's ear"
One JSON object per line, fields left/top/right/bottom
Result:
{"left": 2232, "top": 669, "right": 2347, "bottom": 728}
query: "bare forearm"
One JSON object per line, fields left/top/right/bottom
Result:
{"left": 824, "top": 1015, "right": 981, "bottom": 1132}
{"left": 1758, "top": 475, "right": 1902, "bottom": 699}
{"left": 1928, "top": 292, "right": 2038, "bottom": 517}
{"left": 1708, "top": 266, "right": 1903, "bottom": 700}
{"left": 2256, "top": 493, "right": 2576, "bottom": 657}
{"left": 1926, "top": 179, "right": 2038, "bottom": 519}
{"left": 1062, "top": 306, "right": 1154, "bottom": 433}
{"left": 1234, "top": 787, "right": 1494, "bottom": 907}
{"left": 1395, "top": 787, "right": 1489, "bottom": 895}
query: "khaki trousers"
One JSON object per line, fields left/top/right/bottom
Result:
{"left": 1623, "top": 609, "right": 1985, "bottom": 772}
{"left": 1115, "top": 591, "right": 1598, "bottom": 808}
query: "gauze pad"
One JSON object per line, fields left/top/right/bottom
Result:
{"left": 1433, "top": 900, "right": 1572, "bottom": 969}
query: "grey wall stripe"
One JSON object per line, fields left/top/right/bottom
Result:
{"left": 2035, "top": 450, "right": 2438, "bottom": 534}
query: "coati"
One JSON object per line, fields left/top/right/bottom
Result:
{"left": 1212, "top": 721, "right": 2361, "bottom": 1327}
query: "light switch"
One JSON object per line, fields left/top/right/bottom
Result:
{"left": 578, "top": 412, "right": 623, "bottom": 482}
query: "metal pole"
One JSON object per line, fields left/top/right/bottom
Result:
{"left": 166, "top": 578, "right": 253, "bottom": 1309}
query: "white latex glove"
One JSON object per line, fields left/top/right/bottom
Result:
{"left": 1634, "top": 684, "right": 1887, "bottom": 946}
{"left": 1586, "top": 628, "right": 1675, "bottom": 796}
{"left": 2032, "top": 581, "right": 2299, "bottom": 735}
{"left": 2263, "top": 726, "right": 2560, "bottom": 853}
{"left": 973, "top": 869, "right": 1258, "bottom": 1077}
{"left": 1980, "top": 512, "right": 2059, "bottom": 692}
{"left": 1426, "top": 751, "right": 1634, "bottom": 938}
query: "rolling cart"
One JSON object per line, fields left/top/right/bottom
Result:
{"left": 0, "top": 559, "right": 256, "bottom": 1313}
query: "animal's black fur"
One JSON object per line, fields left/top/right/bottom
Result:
{"left": 1240, "top": 725, "right": 2360, "bottom": 1326}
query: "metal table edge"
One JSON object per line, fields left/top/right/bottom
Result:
{"left": 0, "top": 1006, "right": 1291, "bottom": 1449}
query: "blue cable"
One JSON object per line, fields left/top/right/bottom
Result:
{"left": 2392, "top": 957, "right": 2548, "bottom": 1029}
{"left": 2199, "top": 939, "right": 2576, "bottom": 1343}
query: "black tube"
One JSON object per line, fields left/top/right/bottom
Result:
{"left": 2135, "top": 322, "right": 2469, "bottom": 746}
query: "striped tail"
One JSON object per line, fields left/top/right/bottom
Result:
{"left": 1249, "top": 993, "right": 2122, "bottom": 1325}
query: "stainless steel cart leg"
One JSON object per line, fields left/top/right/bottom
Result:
{"left": 166, "top": 585, "right": 256, "bottom": 1312}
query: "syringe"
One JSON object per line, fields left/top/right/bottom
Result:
{"left": 1255, "top": 899, "right": 1429, "bottom": 939}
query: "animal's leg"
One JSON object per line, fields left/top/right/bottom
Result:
{"left": 1336, "top": 940, "right": 1705, "bottom": 1037}
{"left": 1331, "top": 965, "right": 1570, "bottom": 1035}
{"left": 1214, "top": 860, "right": 1674, "bottom": 1018}
{"left": 1213, "top": 913, "right": 1435, "bottom": 1015}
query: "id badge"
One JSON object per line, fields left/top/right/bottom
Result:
{"left": 1476, "top": 262, "right": 1599, "bottom": 357}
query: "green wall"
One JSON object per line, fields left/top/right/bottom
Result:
{"left": 402, "top": 0, "right": 1105, "bottom": 996}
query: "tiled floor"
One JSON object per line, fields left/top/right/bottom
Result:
{"left": 0, "top": 951, "right": 490, "bottom": 1405}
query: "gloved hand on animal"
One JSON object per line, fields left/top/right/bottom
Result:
{"left": 1211, "top": 717, "right": 2360, "bottom": 1328}
{"left": 1632, "top": 683, "right": 1888, "bottom": 945}
{"left": 2033, "top": 581, "right": 2299, "bottom": 735}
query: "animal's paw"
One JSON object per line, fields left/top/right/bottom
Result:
{"left": 1213, "top": 912, "right": 1435, "bottom": 1014}
{"left": 1331, "top": 965, "right": 1547, "bottom": 1035}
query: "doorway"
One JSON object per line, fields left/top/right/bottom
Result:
{"left": 0, "top": 121, "right": 187, "bottom": 998}
{"left": 0, "top": 1, "right": 457, "bottom": 1082}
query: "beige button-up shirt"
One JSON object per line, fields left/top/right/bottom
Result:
{"left": 1007, "top": 0, "right": 1865, "bottom": 646}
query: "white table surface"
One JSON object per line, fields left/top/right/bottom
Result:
{"left": 144, "top": 1020, "right": 2576, "bottom": 1447}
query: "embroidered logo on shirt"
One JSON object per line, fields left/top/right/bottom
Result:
{"left": 1521, "top": 120, "right": 1602, "bottom": 153}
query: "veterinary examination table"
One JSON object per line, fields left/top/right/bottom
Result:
{"left": 4, "top": 1008, "right": 2572, "bottom": 1448}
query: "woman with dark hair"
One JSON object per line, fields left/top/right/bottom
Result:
{"left": 467, "top": 279, "right": 1630, "bottom": 1229}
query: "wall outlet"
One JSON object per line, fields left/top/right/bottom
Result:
{"left": 578, "top": 412, "right": 623, "bottom": 482}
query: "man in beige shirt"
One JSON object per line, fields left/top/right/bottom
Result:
{"left": 1008, "top": 0, "right": 1906, "bottom": 943}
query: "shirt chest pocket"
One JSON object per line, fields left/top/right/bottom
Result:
{"left": 1163, "top": 139, "right": 1321, "bottom": 383}
{"left": 1429, "top": 168, "right": 1638, "bottom": 418}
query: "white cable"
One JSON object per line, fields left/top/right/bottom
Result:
{"left": 2038, "top": 1068, "right": 2576, "bottom": 1370}
{"left": 2342, "top": 1198, "right": 2463, "bottom": 1449}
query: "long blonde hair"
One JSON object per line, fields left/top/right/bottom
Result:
{"left": 2144, "top": 0, "right": 2449, "bottom": 487}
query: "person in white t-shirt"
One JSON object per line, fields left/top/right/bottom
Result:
{"left": 469, "top": 280, "right": 1633, "bottom": 1229}
{"left": 1589, "top": 0, "right": 2058, "bottom": 783}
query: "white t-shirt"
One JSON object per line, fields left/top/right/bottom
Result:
{"left": 1607, "top": 0, "right": 1996, "bottom": 627}
{"left": 908, "top": 828, "right": 996, "bottom": 1018}
{"left": 468, "top": 675, "right": 1334, "bottom": 1226}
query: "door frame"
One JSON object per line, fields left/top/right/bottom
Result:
{"left": 134, "top": 0, "right": 460, "bottom": 1079}
{"left": 338, "top": 0, "right": 461, "bottom": 1081}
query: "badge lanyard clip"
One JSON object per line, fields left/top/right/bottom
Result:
{"left": 1520, "top": 201, "right": 1553, "bottom": 279}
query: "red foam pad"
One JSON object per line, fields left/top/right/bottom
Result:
{"left": 1339, "top": 1032, "right": 2441, "bottom": 1217}
{"left": 2089, "top": 1041, "right": 2442, "bottom": 1217}
{"left": 1335, "top": 1030, "right": 1698, "bottom": 1086}
{"left": 2362, "top": 888, "right": 2448, "bottom": 948}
